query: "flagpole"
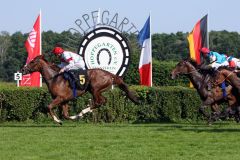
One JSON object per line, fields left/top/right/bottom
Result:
{"left": 149, "top": 12, "right": 152, "bottom": 87}
{"left": 40, "top": 9, "right": 42, "bottom": 87}
{"left": 207, "top": 11, "right": 209, "bottom": 48}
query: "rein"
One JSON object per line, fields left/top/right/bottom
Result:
{"left": 174, "top": 68, "right": 200, "bottom": 76}
{"left": 41, "top": 64, "right": 61, "bottom": 82}
{"left": 214, "top": 70, "right": 234, "bottom": 86}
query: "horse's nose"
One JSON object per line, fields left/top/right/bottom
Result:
{"left": 19, "top": 67, "right": 27, "bottom": 75}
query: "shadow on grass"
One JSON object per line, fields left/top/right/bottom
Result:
{"left": 1, "top": 121, "right": 240, "bottom": 133}
{"left": 153, "top": 122, "right": 240, "bottom": 133}
{"left": 0, "top": 122, "right": 80, "bottom": 128}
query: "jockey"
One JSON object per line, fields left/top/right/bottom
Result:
{"left": 226, "top": 56, "right": 240, "bottom": 69}
{"left": 52, "top": 47, "right": 86, "bottom": 73}
{"left": 200, "top": 47, "right": 229, "bottom": 70}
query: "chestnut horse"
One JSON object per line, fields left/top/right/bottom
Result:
{"left": 171, "top": 59, "right": 238, "bottom": 123}
{"left": 20, "top": 55, "right": 139, "bottom": 125}
{"left": 214, "top": 67, "right": 240, "bottom": 95}
{"left": 213, "top": 67, "right": 240, "bottom": 120}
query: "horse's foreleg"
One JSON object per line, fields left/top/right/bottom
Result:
{"left": 199, "top": 104, "right": 210, "bottom": 119}
{"left": 48, "top": 97, "right": 63, "bottom": 125}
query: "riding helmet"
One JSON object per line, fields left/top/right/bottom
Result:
{"left": 52, "top": 47, "right": 64, "bottom": 55}
{"left": 200, "top": 47, "right": 210, "bottom": 54}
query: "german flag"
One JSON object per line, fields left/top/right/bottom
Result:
{"left": 187, "top": 15, "right": 208, "bottom": 64}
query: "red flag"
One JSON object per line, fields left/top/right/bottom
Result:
{"left": 20, "top": 13, "right": 41, "bottom": 87}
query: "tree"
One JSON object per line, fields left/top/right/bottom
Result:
{"left": 0, "top": 31, "right": 11, "bottom": 64}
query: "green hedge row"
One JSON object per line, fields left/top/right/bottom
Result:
{"left": 0, "top": 85, "right": 207, "bottom": 123}
{"left": 124, "top": 60, "right": 189, "bottom": 86}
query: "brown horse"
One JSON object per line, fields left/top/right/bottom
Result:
{"left": 20, "top": 55, "right": 139, "bottom": 125}
{"left": 214, "top": 67, "right": 240, "bottom": 94}
{"left": 171, "top": 59, "right": 238, "bottom": 123}
{"left": 213, "top": 67, "right": 240, "bottom": 120}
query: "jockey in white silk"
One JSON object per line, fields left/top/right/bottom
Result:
{"left": 52, "top": 47, "right": 86, "bottom": 73}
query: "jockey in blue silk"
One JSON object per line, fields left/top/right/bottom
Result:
{"left": 200, "top": 47, "right": 229, "bottom": 69}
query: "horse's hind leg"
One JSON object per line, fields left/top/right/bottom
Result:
{"left": 69, "top": 91, "right": 107, "bottom": 120}
{"left": 61, "top": 104, "right": 71, "bottom": 120}
{"left": 234, "top": 106, "right": 240, "bottom": 123}
{"left": 69, "top": 99, "right": 93, "bottom": 120}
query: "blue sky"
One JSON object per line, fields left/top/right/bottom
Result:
{"left": 1, "top": 0, "right": 240, "bottom": 34}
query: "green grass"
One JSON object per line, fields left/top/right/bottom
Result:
{"left": 1, "top": 122, "right": 240, "bottom": 160}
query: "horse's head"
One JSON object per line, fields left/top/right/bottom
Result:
{"left": 171, "top": 59, "right": 194, "bottom": 79}
{"left": 20, "top": 55, "right": 44, "bottom": 75}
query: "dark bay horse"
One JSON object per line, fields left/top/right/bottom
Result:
{"left": 171, "top": 59, "right": 237, "bottom": 123}
{"left": 20, "top": 55, "right": 139, "bottom": 125}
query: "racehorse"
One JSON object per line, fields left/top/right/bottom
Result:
{"left": 213, "top": 67, "right": 240, "bottom": 120}
{"left": 214, "top": 67, "right": 240, "bottom": 95}
{"left": 20, "top": 55, "right": 139, "bottom": 125}
{"left": 171, "top": 59, "right": 238, "bottom": 123}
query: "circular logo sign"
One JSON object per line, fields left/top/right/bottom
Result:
{"left": 78, "top": 27, "right": 131, "bottom": 77}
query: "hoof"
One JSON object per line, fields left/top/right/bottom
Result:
{"left": 207, "top": 119, "right": 213, "bottom": 125}
{"left": 207, "top": 122, "right": 212, "bottom": 126}
{"left": 69, "top": 115, "right": 78, "bottom": 120}
{"left": 69, "top": 114, "right": 83, "bottom": 120}
{"left": 59, "top": 121, "right": 63, "bottom": 125}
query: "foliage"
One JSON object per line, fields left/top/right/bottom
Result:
{"left": 1, "top": 30, "right": 240, "bottom": 86}
{"left": 0, "top": 85, "right": 207, "bottom": 123}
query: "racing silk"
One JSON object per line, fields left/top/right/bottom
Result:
{"left": 59, "top": 51, "right": 86, "bottom": 71}
{"left": 208, "top": 51, "right": 227, "bottom": 64}
{"left": 207, "top": 51, "right": 228, "bottom": 69}
{"left": 227, "top": 56, "right": 240, "bottom": 68}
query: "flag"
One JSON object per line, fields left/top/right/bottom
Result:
{"left": 138, "top": 16, "right": 152, "bottom": 87}
{"left": 20, "top": 12, "right": 41, "bottom": 87}
{"left": 187, "top": 14, "right": 208, "bottom": 64}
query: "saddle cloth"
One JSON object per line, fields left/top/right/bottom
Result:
{"left": 63, "top": 69, "right": 88, "bottom": 91}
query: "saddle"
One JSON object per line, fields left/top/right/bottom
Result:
{"left": 63, "top": 69, "right": 88, "bottom": 91}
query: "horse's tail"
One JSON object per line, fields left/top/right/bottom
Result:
{"left": 113, "top": 76, "right": 140, "bottom": 105}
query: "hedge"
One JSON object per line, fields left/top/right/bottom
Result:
{"left": 124, "top": 60, "right": 189, "bottom": 86}
{"left": 0, "top": 84, "right": 211, "bottom": 123}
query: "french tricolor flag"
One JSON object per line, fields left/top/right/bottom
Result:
{"left": 138, "top": 16, "right": 152, "bottom": 87}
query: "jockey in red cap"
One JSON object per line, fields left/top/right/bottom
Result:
{"left": 52, "top": 46, "right": 86, "bottom": 73}
{"left": 200, "top": 47, "right": 228, "bottom": 69}
{"left": 52, "top": 47, "right": 64, "bottom": 55}
{"left": 200, "top": 47, "right": 210, "bottom": 55}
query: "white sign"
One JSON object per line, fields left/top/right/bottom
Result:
{"left": 14, "top": 72, "right": 22, "bottom": 87}
{"left": 14, "top": 72, "right": 22, "bottom": 80}
{"left": 78, "top": 27, "right": 130, "bottom": 77}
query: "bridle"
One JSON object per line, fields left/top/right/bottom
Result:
{"left": 22, "top": 59, "right": 61, "bottom": 82}
{"left": 173, "top": 61, "right": 200, "bottom": 76}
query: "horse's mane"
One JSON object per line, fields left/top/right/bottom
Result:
{"left": 37, "top": 55, "right": 61, "bottom": 72}
{"left": 48, "top": 62, "right": 61, "bottom": 72}
{"left": 183, "top": 58, "right": 199, "bottom": 68}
